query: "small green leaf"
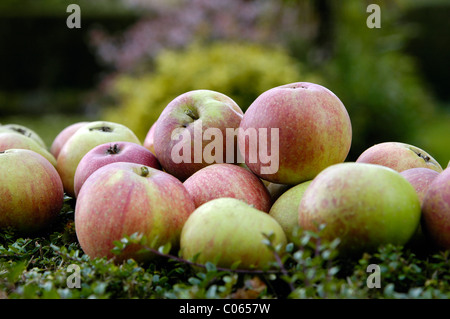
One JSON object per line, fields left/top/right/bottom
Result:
{"left": 205, "top": 262, "right": 217, "bottom": 273}
{"left": 158, "top": 243, "right": 172, "bottom": 255}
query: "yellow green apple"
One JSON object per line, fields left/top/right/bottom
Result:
{"left": 0, "top": 123, "right": 47, "bottom": 149}
{"left": 269, "top": 180, "right": 312, "bottom": 242}
{"left": 180, "top": 197, "right": 287, "bottom": 270}
{"left": 0, "top": 132, "right": 56, "bottom": 166}
{"left": 298, "top": 162, "right": 421, "bottom": 256}
{"left": 0, "top": 149, "right": 64, "bottom": 234}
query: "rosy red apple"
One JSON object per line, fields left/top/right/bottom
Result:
{"left": 143, "top": 122, "right": 156, "bottom": 155}
{"left": 298, "top": 162, "right": 421, "bottom": 256}
{"left": 238, "top": 82, "right": 352, "bottom": 185}
{"left": 56, "top": 121, "right": 141, "bottom": 197}
{"left": 0, "top": 132, "right": 56, "bottom": 166}
{"left": 0, "top": 149, "right": 64, "bottom": 234}
{"left": 421, "top": 167, "right": 450, "bottom": 251}
{"left": 74, "top": 141, "right": 161, "bottom": 197}
{"left": 154, "top": 89, "right": 244, "bottom": 181}
{"left": 75, "top": 162, "right": 196, "bottom": 262}
{"left": 399, "top": 167, "right": 441, "bottom": 249}
{"left": 183, "top": 163, "right": 272, "bottom": 213}
{"left": 50, "top": 122, "right": 89, "bottom": 159}
{"left": 400, "top": 167, "right": 440, "bottom": 204}
{"left": 356, "top": 142, "right": 443, "bottom": 173}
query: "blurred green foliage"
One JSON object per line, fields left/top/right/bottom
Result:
{"left": 103, "top": 42, "right": 311, "bottom": 141}
{"left": 99, "top": 1, "right": 448, "bottom": 165}
{"left": 306, "top": 1, "right": 438, "bottom": 161}
{"left": 411, "top": 108, "right": 450, "bottom": 168}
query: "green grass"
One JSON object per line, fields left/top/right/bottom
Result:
{"left": 1, "top": 197, "right": 449, "bottom": 299}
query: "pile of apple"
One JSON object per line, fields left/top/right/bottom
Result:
{"left": 1, "top": 82, "right": 449, "bottom": 271}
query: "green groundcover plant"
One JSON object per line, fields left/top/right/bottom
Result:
{"left": 1, "top": 196, "right": 449, "bottom": 299}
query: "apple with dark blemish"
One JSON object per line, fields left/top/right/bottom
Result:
{"left": 180, "top": 197, "right": 287, "bottom": 270}
{"left": 298, "top": 162, "right": 421, "bottom": 256}
{"left": 0, "top": 132, "right": 57, "bottom": 166}
{"left": 74, "top": 141, "right": 161, "bottom": 197}
{"left": 75, "top": 162, "right": 196, "bottom": 263}
{"left": 153, "top": 90, "right": 244, "bottom": 181}
{"left": 183, "top": 163, "right": 271, "bottom": 213}
{"left": 0, "top": 149, "right": 64, "bottom": 234}
{"left": 56, "top": 121, "right": 141, "bottom": 197}
{"left": 356, "top": 142, "right": 443, "bottom": 173}
{"left": 0, "top": 123, "right": 47, "bottom": 149}
{"left": 422, "top": 166, "right": 450, "bottom": 251}
{"left": 238, "top": 82, "right": 352, "bottom": 185}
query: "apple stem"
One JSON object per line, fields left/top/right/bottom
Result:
{"left": 184, "top": 109, "right": 199, "bottom": 121}
{"left": 106, "top": 144, "right": 121, "bottom": 155}
{"left": 140, "top": 166, "right": 150, "bottom": 177}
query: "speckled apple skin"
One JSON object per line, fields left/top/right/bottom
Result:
{"left": 75, "top": 162, "right": 195, "bottom": 262}
{"left": 356, "top": 142, "right": 443, "bottom": 173}
{"left": 180, "top": 198, "right": 287, "bottom": 270}
{"left": 0, "top": 149, "right": 64, "bottom": 234}
{"left": 238, "top": 82, "right": 352, "bottom": 185}
{"left": 298, "top": 163, "right": 421, "bottom": 256}
{"left": 154, "top": 90, "right": 244, "bottom": 181}
{"left": 183, "top": 163, "right": 271, "bottom": 213}
{"left": 400, "top": 167, "right": 440, "bottom": 204}
{"left": 422, "top": 167, "right": 450, "bottom": 250}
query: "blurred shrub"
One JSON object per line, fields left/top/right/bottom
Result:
{"left": 411, "top": 109, "right": 450, "bottom": 167}
{"left": 89, "top": 0, "right": 307, "bottom": 72}
{"left": 315, "top": 1, "right": 437, "bottom": 161}
{"left": 97, "top": 1, "right": 444, "bottom": 163}
{"left": 103, "top": 42, "right": 313, "bottom": 140}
